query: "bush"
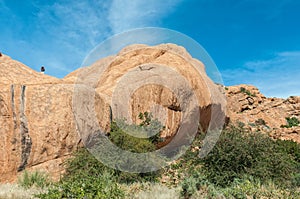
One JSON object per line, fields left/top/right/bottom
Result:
{"left": 37, "top": 147, "right": 160, "bottom": 198}
{"left": 281, "top": 117, "right": 300, "bottom": 128}
{"left": 240, "top": 87, "right": 256, "bottom": 97}
{"left": 36, "top": 148, "right": 125, "bottom": 199}
{"left": 37, "top": 171, "right": 124, "bottom": 199}
{"left": 201, "top": 125, "right": 299, "bottom": 187}
{"left": 109, "top": 120, "right": 157, "bottom": 153}
{"left": 180, "top": 171, "right": 207, "bottom": 198}
{"left": 276, "top": 139, "right": 300, "bottom": 162}
{"left": 108, "top": 112, "right": 165, "bottom": 152}
{"left": 37, "top": 115, "right": 163, "bottom": 199}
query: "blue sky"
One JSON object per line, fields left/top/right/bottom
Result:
{"left": 0, "top": 0, "right": 299, "bottom": 98}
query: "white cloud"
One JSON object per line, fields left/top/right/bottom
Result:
{"left": 34, "top": 0, "right": 183, "bottom": 56}
{"left": 222, "top": 51, "right": 300, "bottom": 98}
{"left": 34, "top": 1, "right": 111, "bottom": 50}
{"left": 108, "top": 0, "right": 182, "bottom": 34}
{"left": 1, "top": 0, "right": 183, "bottom": 78}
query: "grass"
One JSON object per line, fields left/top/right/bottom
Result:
{"left": 0, "top": 183, "right": 43, "bottom": 199}
{"left": 18, "top": 170, "right": 50, "bottom": 189}
{"left": 185, "top": 178, "right": 300, "bottom": 199}
{"left": 124, "top": 182, "right": 180, "bottom": 199}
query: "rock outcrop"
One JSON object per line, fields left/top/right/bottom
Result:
{"left": 1, "top": 47, "right": 299, "bottom": 183}
{"left": 226, "top": 85, "right": 300, "bottom": 142}
{"left": 0, "top": 44, "right": 226, "bottom": 182}
{"left": 0, "top": 55, "right": 81, "bottom": 182}
{"left": 71, "top": 44, "right": 226, "bottom": 146}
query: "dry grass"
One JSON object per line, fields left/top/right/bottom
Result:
{"left": 0, "top": 183, "right": 43, "bottom": 199}
{"left": 125, "top": 182, "right": 180, "bottom": 199}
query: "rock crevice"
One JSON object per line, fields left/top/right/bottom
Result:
{"left": 18, "top": 85, "right": 32, "bottom": 172}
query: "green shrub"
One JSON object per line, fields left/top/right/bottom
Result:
{"left": 37, "top": 146, "right": 160, "bottom": 198}
{"left": 37, "top": 170, "right": 125, "bottom": 199}
{"left": 240, "top": 87, "right": 256, "bottom": 97}
{"left": 109, "top": 112, "right": 165, "bottom": 152}
{"left": 36, "top": 148, "right": 125, "bottom": 199}
{"left": 276, "top": 139, "right": 300, "bottom": 162}
{"left": 37, "top": 115, "right": 163, "bottom": 199}
{"left": 109, "top": 121, "right": 156, "bottom": 153}
{"left": 221, "top": 177, "right": 259, "bottom": 199}
{"left": 201, "top": 125, "right": 299, "bottom": 187}
{"left": 18, "top": 170, "right": 50, "bottom": 189}
{"left": 180, "top": 171, "right": 207, "bottom": 198}
{"left": 281, "top": 117, "right": 300, "bottom": 128}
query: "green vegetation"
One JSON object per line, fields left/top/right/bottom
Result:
{"left": 281, "top": 117, "right": 300, "bottom": 128}
{"left": 201, "top": 125, "right": 299, "bottom": 187}
{"left": 14, "top": 115, "right": 300, "bottom": 198}
{"left": 36, "top": 113, "right": 162, "bottom": 199}
{"left": 18, "top": 170, "right": 50, "bottom": 189}
{"left": 37, "top": 153, "right": 125, "bottom": 199}
{"left": 240, "top": 87, "right": 256, "bottom": 97}
{"left": 109, "top": 121, "right": 156, "bottom": 153}
{"left": 166, "top": 124, "right": 300, "bottom": 198}
{"left": 110, "top": 112, "right": 165, "bottom": 151}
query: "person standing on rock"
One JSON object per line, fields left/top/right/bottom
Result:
{"left": 41, "top": 66, "right": 45, "bottom": 74}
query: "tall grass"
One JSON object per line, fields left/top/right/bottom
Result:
{"left": 18, "top": 170, "right": 50, "bottom": 189}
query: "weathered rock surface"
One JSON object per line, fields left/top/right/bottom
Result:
{"left": 226, "top": 85, "right": 300, "bottom": 142}
{"left": 71, "top": 44, "right": 226, "bottom": 146}
{"left": 1, "top": 46, "right": 300, "bottom": 183}
{"left": 0, "top": 55, "right": 81, "bottom": 182}
{"left": 0, "top": 44, "right": 226, "bottom": 182}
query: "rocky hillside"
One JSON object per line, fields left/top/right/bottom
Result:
{"left": 0, "top": 45, "right": 299, "bottom": 183}
{"left": 226, "top": 85, "right": 300, "bottom": 142}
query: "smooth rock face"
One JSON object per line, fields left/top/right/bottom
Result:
{"left": 226, "top": 85, "right": 300, "bottom": 142}
{"left": 0, "top": 44, "right": 225, "bottom": 182}
{"left": 73, "top": 44, "right": 226, "bottom": 145}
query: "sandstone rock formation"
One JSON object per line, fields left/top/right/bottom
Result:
{"left": 0, "top": 44, "right": 226, "bottom": 182}
{"left": 226, "top": 85, "right": 300, "bottom": 142}
{"left": 71, "top": 44, "right": 226, "bottom": 147}
{"left": 1, "top": 46, "right": 299, "bottom": 183}
{"left": 0, "top": 55, "right": 81, "bottom": 182}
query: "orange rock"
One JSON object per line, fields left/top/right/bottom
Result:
{"left": 226, "top": 85, "right": 300, "bottom": 142}
{"left": 0, "top": 44, "right": 227, "bottom": 182}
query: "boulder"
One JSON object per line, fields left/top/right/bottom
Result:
{"left": 0, "top": 55, "right": 81, "bottom": 182}
{"left": 71, "top": 44, "right": 226, "bottom": 146}
{"left": 0, "top": 44, "right": 226, "bottom": 182}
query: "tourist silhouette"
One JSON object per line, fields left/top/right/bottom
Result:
{"left": 41, "top": 66, "right": 45, "bottom": 74}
